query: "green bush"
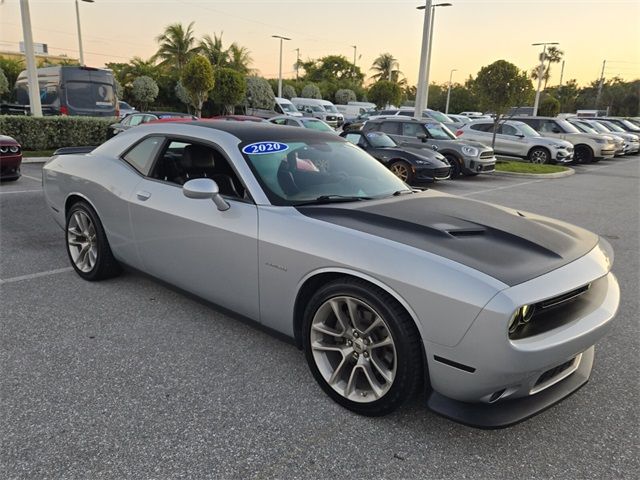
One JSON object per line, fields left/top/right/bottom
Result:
{"left": 0, "top": 115, "right": 113, "bottom": 150}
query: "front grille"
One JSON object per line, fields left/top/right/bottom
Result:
{"left": 326, "top": 115, "right": 336, "bottom": 121}
{"left": 538, "top": 284, "right": 590, "bottom": 310}
{"left": 481, "top": 164, "right": 495, "bottom": 172}
{"left": 532, "top": 356, "right": 579, "bottom": 394}
{"left": 567, "top": 147, "right": 574, "bottom": 153}
{"left": 479, "top": 150, "right": 494, "bottom": 159}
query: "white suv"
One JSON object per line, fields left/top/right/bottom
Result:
{"left": 458, "top": 120, "right": 574, "bottom": 164}
{"left": 512, "top": 117, "right": 617, "bottom": 163}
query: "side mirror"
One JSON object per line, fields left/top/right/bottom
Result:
{"left": 516, "top": 134, "right": 525, "bottom": 138}
{"left": 551, "top": 127, "right": 561, "bottom": 134}
{"left": 182, "top": 178, "right": 230, "bottom": 211}
{"left": 417, "top": 133, "right": 428, "bottom": 143}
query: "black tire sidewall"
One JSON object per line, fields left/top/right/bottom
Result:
{"left": 575, "top": 145, "right": 593, "bottom": 164}
{"left": 444, "top": 154, "right": 461, "bottom": 178}
{"left": 302, "top": 279, "right": 421, "bottom": 416}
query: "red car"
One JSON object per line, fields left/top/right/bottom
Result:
{"left": 0, "top": 135, "right": 22, "bottom": 182}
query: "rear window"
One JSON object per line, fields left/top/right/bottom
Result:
{"left": 66, "top": 81, "right": 115, "bottom": 110}
{"left": 470, "top": 123, "right": 492, "bottom": 132}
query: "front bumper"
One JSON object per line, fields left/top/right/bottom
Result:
{"left": 553, "top": 148, "right": 574, "bottom": 163}
{"left": 0, "top": 153, "right": 22, "bottom": 180}
{"left": 414, "top": 165, "right": 451, "bottom": 182}
{"left": 466, "top": 153, "right": 496, "bottom": 174}
{"left": 423, "top": 241, "right": 619, "bottom": 427}
{"left": 597, "top": 146, "right": 617, "bottom": 159}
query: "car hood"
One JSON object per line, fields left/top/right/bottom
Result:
{"left": 296, "top": 191, "right": 599, "bottom": 286}
{"left": 534, "top": 136, "right": 574, "bottom": 148}
{"left": 382, "top": 145, "right": 448, "bottom": 166}
{"left": 0, "top": 135, "right": 19, "bottom": 145}
{"left": 566, "top": 132, "right": 615, "bottom": 142}
{"left": 456, "top": 139, "right": 494, "bottom": 152}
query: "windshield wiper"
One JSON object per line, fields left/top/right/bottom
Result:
{"left": 391, "top": 189, "right": 414, "bottom": 196}
{"left": 295, "top": 195, "right": 373, "bottom": 206}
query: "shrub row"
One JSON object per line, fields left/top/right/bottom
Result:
{"left": 0, "top": 115, "right": 113, "bottom": 150}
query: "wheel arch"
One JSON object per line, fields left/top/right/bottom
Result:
{"left": 292, "top": 268, "right": 426, "bottom": 350}
{"left": 64, "top": 192, "right": 101, "bottom": 218}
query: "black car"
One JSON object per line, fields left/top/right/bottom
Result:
{"left": 340, "top": 130, "right": 450, "bottom": 183}
{"left": 107, "top": 112, "right": 196, "bottom": 138}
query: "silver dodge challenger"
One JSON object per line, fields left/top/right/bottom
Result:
{"left": 43, "top": 121, "right": 620, "bottom": 427}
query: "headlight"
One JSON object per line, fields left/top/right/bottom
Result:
{"left": 508, "top": 304, "right": 536, "bottom": 334}
{"left": 0, "top": 146, "right": 8, "bottom": 153}
{"left": 594, "top": 138, "right": 609, "bottom": 144}
{"left": 9, "top": 146, "right": 19, "bottom": 153}
{"left": 414, "top": 160, "right": 431, "bottom": 165}
{"left": 551, "top": 144, "right": 567, "bottom": 149}
{"left": 461, "top": 146, "right": 479, "bottom": 156}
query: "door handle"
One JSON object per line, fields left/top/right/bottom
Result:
{"left": 136, "top": 191, "right": 151, "bottom": 201}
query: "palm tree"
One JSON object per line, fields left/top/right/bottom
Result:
{"left": 154, "top": 22, "right": 197, "bottom": 70}
{"left": 543, "top": 46, "right": 564, "bottom": 89}
{"left": 226, "top": 43, "right": 253, "bottom": 75}
{"left": 199, "top": 33, "right": 228, "bottom": 68}
{"left": 370, "top": 53, "right": 402, "bottom": 83}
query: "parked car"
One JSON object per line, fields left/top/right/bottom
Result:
{"left": 566, "top": 120, "right": 625, "bottom": 156}
{"left": 43, "top": 121, "right": 619, "bottom": 427}
{"left": 362, "top": 117, "right": 496, "bottom": 178}
{"left": 458, "top": 120, "right": 574, "bottom": 164}
{"left": 512, "top": 117, "right": 617, "bottom": 163}
{"left": 459, "top": 111, "right": 484, "bottom": 118}
{"left": 274, "top": 97, "right": 302, "bottom": 117}
{"left": 590, "top": 120, "right": 640, "bottom": 155}
{"left": 210, "top": 115, "right": 267, "bottom": 123}
{"left": 291, "top": 98, "right": 340, "bottom": 127}
{"left": 364, "top": 108, "right": 461, "bottom": 132}
{"left": 316, "top": 99, "right": 344, "bottom": 127}
{"left": 0, "top": 135, "right": 22, "bottom": 181}
{"left": 108, "top": 111, "right": 196, "bottom": 138}
{"left": 269, "top": 115, "right": 336, "bottom": 133}
{"left": 340, "top": 130, "right": 451, "bottom": 183}
{"left": 118, "top": 101, "right": 137, "bottom": 119}
{"left": 15, "top": 65, "right": 117, "bottom": 117}
{"left": 446, "top": 114, "right": 472, "bottom": 125}
{"left": 583, "top": 117, "right": 640, "bottom": 135}
{"left": 336, "top": 104, "right": 374, "bottom": 121}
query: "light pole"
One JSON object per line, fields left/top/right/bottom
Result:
{"left": 75, "top": 0, "right": 94, "bottom": 66}
{"left": 414, "top": 1, "right": 452, "bottom": 117}
{"left": 19, "top": 0, "right": 42, "bottom": 116}
{"left": 445, "top": 68, "right": 456, "bottom": 114}
{"left": 272, "top": 35, "right": 291, "bottom": 98}
{"left": 294, "top": 47, "right": 300, "bottom": 81}
{"left": 388, "top": 60, "right": 399, "bottom": 82}
{"left": 351, "top": 45, "right": 357, "bottom": 67}
{"left": 532, "top": 41, "right": 558, "bottom": 116}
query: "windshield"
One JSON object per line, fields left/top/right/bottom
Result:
{"left": 240, "top": 140, "right": 411, "bottom": 205}
{"left": 599, "top": 121, "right": 624, "bottom": 132}
{"left": 280, "top": 103, "right": 298, "bottom": 113}
{"left": 556, "top": 119, "right": 581, "bottom": 134}
{"left": 426, "top": 110, "right": 453, "bottom": 123}
{"left": 618, "top": 119, "right": 640, "bottom": 131}
{"left": 366, "top": 132, "right": 397, "bottom": 148}
{"left": 572, "top": 122, "right": 597, "bottom": 134}
{"left": 303, "top": 120, "right": 334, "bottom": 132}
{"left": 425, "top": 123, "right": 456, "bottom": 140}
{"left": 518, "top": 123, "right": 540, "bottom": 137}
{"left": 66, "top": 81, "right": 115, "bottom": 110}
{"left": 585, "top": 121, "right": 610, "bottom": 133}
{"left": 322, "top": 104, "right": 339, "bottom": 113}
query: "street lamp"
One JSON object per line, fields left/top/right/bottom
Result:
{"left": 388, "top": 60, "right": 399, "bottom": 82}
{"left": 414, "top": 1, "right": 452, "bottom": 117}
{"left": 445, "top": 68, "right": 456, "bottom": 114}
{"left": 18, "top": 0, "right": 42, "bottom": 116}
{"left": 272, "top": 35, "right": 291, "bottom": 98}
{"left": 531, "top": 41, "right": 559, "bottom": 116}
{"left": 75, "top": 0, "right": 94, "bottom": 66}
{"left": 351, "top": 45, "right": 357, "bottom": 67}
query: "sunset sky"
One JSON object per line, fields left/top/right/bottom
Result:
{"left": 1, "top": 0, "right": 639, "bottom": 87}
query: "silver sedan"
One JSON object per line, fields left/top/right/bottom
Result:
{"left": 43, "top": 121, "right": 619, "bottom": 427}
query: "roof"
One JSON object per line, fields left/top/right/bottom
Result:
{"left": 188, "top": 120, "right": 343, "bottom": 144}
{"left": 367, "top": 116, "right": 439, "bottom": 124}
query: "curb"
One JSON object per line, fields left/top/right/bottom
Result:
{"left": 22, "top": 157, "right": 49, "bottom": 164}
{"left": 492, "top": 168, "right": 575, "bottom": 179}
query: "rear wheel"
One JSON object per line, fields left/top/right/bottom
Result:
{"left": 65, "top": 201, "right": 121, "bottom": 281}
{"left": 389, "top": 160, "right": 414, "bottom": 184}
{"left": 302, "top": 278, "right": 423, "bottom": 416}
{"left": 574, "top": 145, "right": 594, "bottom": 164}
{"left": 528, "top": 147, "right": 550, "bottom": 164}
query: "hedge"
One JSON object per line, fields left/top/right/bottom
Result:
{"left": 0, "top": 115, "right": 113, "bottom": 150}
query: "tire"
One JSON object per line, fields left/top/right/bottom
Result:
{"left": 528, "top": 147, "right": 550, "bottom": 164}
{"left": 65, "top": 200, "right": 121, "bottom": 281}
{"left": 444, "top": 154, "right": 462, "bottom": 179}
{"left": 302, "top": 278, "right": 423, "bottom": 416}
{"left": 389, "top": 160, "right": 414, "bottom": 184}
{"left": 0, "top": 176, "right": 20, "bottom": 182}
{"left": 574, "top": 145, "right": 594, "bottom": 164}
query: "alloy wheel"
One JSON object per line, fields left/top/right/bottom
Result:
{"left": 67, "top": 210, "right": 98, "bottom": 273}
{"left": 530, "top": 150, "right": 548, "bottom": 164}
{"left": 390, "top": 163, "right": 409, "bottom": 182}
{"left": 310, "top": 296, "right": 397, "bottom": 403}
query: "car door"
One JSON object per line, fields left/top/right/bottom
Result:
{"left": 496, "top": 123, "right": 526, "bottom": 156}
{"left": 128, "top": 137, "right": 260, "bottom": 320}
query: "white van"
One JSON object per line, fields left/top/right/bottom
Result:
{"left": 348, "top": 101, "right": 376, "bottom": 110}
{"left": 316, "top": 99, "right": 344, "bottom": 127}
{"left": 291, "top": 98, "right": 339, "bottom": 128}
{"left": 274, "top": 97, "right": 302, "bottom": 117}
{"left": 336, "top": 104, "right": 374, "bottom": 120}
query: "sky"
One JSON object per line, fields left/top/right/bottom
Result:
{"left": 1, "top": 0, "right": 639, "bottom": 87}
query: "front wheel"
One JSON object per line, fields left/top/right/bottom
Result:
{"left": 302, "top": 278, "right": 423, "bottom": 416}
{"left": 528, "top": 147, "right": 550, "bottom": 164}
{"left": 574, "top": 145, "right": 594, "bottom": 164}
{"left": 444, "top": 154, "right": 462, "bottom": 178}
{"left": 65, "top": 201, "right": 121, "bottom": 281}
{"left": 389, "top": 160, "right": 414, "bottom": 184}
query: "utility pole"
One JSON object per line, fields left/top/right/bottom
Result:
{"left": 414, "top": 0, "right": 433, "bottom": 117}
{"left": 559, "top": 60, "right": 565, "bottom": 86}
{"left": 445, "top": 68, "right": 456, "bottom": 114}
{"left": 295, "top": 48, "right": 300, "bottom": 81}
{"left": 351, "top": 45, "right": 357, "bottom": 67}
{"left": 595, "top": 60, "right": 606, "bottom": 109}
{"left": 272, "top": 35, "right": 291, "bottom": 98}
{"left": 19, "top": 0, "right": 42, "bottom": 117}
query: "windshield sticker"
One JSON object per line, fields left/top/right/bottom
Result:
{"left": 242, "top": 142, "right": 289, "bottom": 155}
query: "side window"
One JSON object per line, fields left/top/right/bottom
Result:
{"left": 121, "top": 115, "right": 132, "bottom": 126}
{"left": 149, "top": 140, "right": 246, "bottom": 199}
{"left": 521, "top": 118, "right": 540, "bottom": 130}
{"left": 122, "top": 136, "right": 164, "bottom": 175}
{"left": 271, "top": 118, "right": 287, "bottom": 125}
{"left": 539, "top": 120, "right": 557, "bottom": 133}
{"left": 129, "top": 115, "right": 144, "bottom": 126}
{"left": 379, "top": 122, "right": 401, "bottom": 135}
{"left": 500, "top": 124, "right": 517, "bottom": 136}
{"left": 286, "top": 119, "right": 299, "bottom": 126}
{"left": 402, "top": 122, "right": 422, "bottom": 137}
{"left": 344, "top": 133, "right": 362, "bottom": 145}
{"left": 398, "top": 111, "right": 413, "bottom": 116}
{"left": 470, "top": 123, "right": 490, "bottom": 132}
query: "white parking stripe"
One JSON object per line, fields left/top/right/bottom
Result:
{"left": 459, "top": 179, "right": 544, "bottom": 197}
{"left": 0, "top": 189, "right": 42, "bottom": 195}
{"left": 20, "top": 174, "right": 42, "bottom": 182}
{"left": 0, "top": 267, "right": 73, "bottom": 285}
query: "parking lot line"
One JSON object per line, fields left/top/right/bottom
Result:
{"left": 20, "top": 174, "right": 42, "bottom": 182}
{"left": 459, "top": 179, "right": 544, "bottom": 197}
{"left": 0, "top": 189, "right": 43, "bottom": 195}
{"left": 0, "top": 267, "right": 73, "bottom": 285}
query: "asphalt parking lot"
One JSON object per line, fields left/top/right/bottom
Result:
{"left": 1, "top": 159, "right": 638, "bottom": 479}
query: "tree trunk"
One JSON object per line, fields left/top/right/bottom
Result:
{"left": 491, "top": 114, "right": 500, "bottom": 149}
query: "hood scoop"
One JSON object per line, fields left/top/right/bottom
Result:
{"left": 431, "top": 222, "right": 486, "bottom": 238}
